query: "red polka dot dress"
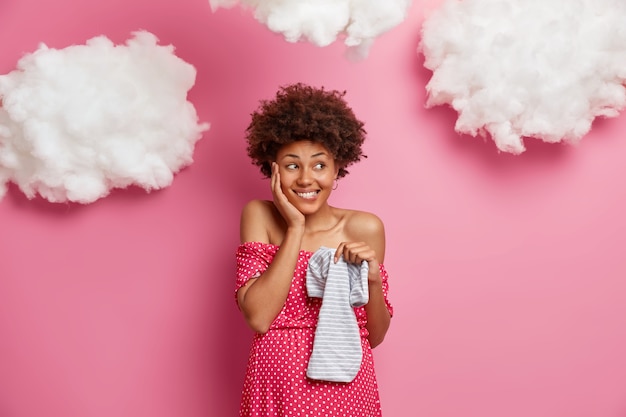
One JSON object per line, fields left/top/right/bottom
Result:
{"left": 235, "top": 242, "right": 393, "bottom": 417}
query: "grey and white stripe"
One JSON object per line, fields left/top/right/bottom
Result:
{"left": 306, "top": 246, "right": 369, "bottom": 383}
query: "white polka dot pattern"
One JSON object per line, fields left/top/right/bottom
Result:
{"left": 235, "top": 242, "right": 393, "bottom": 417}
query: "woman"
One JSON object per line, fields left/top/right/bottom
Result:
{"left": 235, "top": 83, "right": 393, "bottom": 417}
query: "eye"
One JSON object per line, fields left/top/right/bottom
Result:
{"left": 285, "top": 163, "right": 298, "bottom": 170}
{"left": 313, "top": 162, "right": 326, "bottom": 170}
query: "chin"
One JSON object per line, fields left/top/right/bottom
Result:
{"left": 291, "top": 200, "right": 323, "bottom": 215}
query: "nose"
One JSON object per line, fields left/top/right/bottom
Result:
{"left": 296, "top": 167, "right": 313, "bottom": 185}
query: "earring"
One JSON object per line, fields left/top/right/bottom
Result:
{"left": 333, "top": 180, "right": 339, "bottom": 190}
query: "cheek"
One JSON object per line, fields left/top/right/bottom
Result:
{"left": 319, "top": 173, "right": 336, "bottom": 187}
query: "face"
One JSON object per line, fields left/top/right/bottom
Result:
{"left": 275, "top": 140, "right": 339, "bottom": 215}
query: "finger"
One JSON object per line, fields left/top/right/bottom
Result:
{"left": 359, "top": 249, "right": 376, "bottom": 263}
{"left": 350, "top": 248, "right": 366, "bottom": 264}
{"left": 339, "top": 242, "right": 358, "bottom": 263}
{"left": 270, "top": 163, "right": 277, "bottom": 190}
{"left": 334, "top": 243, "right": 343, "bottom": 263}
{"left": 334, "top": 242, "right": 347, "bottom": 263}
{"left": 271, "top": 163, "right": 283, "bottom": 198}
{"left": 347, "top": 244, "right": 374, "bottom": 264}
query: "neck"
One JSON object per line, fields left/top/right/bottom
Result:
{"left": 303, "top": 204, "right": 336, "bottom": 233}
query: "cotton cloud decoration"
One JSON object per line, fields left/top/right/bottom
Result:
{"left": 0, "top": 31, "right": 209, "bottom": 204}
{"left": 209, "top": 0, "right": 413, "bottom": 58}
{"left": 420, "top": 0, "right": 626, "bottom": 154}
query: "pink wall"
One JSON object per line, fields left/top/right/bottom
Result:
{"left": 2, "top": 1, "right": 626, "bottom": 417}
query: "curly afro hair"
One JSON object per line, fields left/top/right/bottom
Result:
{"left": 245, "top": 83, "right": 367, "bottom": 178}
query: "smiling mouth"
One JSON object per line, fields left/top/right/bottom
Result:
{"left": 295, "top": 191, "right": 320, "bottom": 199}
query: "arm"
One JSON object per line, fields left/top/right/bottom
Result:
{"left": 237, "top": 164, "right": 305, "bottom": 334}
{"left": 335, "top": 213, "right": 391, "bottom": 348}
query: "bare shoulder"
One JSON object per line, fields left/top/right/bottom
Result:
{"left": 344, "top": 209, "right": 385, "bottom": 238}
{"left": 342, "top": 209, "right": 386, "bottom": 261}
{"left": 240, "top": 199, "right": 277, "bottom": 243}
{"left": 241, "top": 199, "right": 273, "bottom": 217}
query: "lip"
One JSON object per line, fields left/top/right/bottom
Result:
{"left": 293, "top": 190, "right": 320, "bottom": 200}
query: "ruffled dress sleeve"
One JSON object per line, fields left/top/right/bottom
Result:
{"left": 235, "top": 242, "right": 278, "bottom": 302}
{"left": 379, "top": 264, "right": 394, "bottom": 317}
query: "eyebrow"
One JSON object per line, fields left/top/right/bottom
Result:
{"left": 281, "top": 152, "right": 328, "bottom": 160}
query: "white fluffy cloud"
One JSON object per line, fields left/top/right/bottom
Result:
{"left": 0, "top": 31, "right": 208, "bottom": 204}
{"left": 210, "top": 0, "right": 413, "bottom": 58}
{"left": 420, "top": 0, "right": 626, "bottom": 154}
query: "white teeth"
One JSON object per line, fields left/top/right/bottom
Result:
{"left": 297, "top": 191, "right": 317, "bottom": 199}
